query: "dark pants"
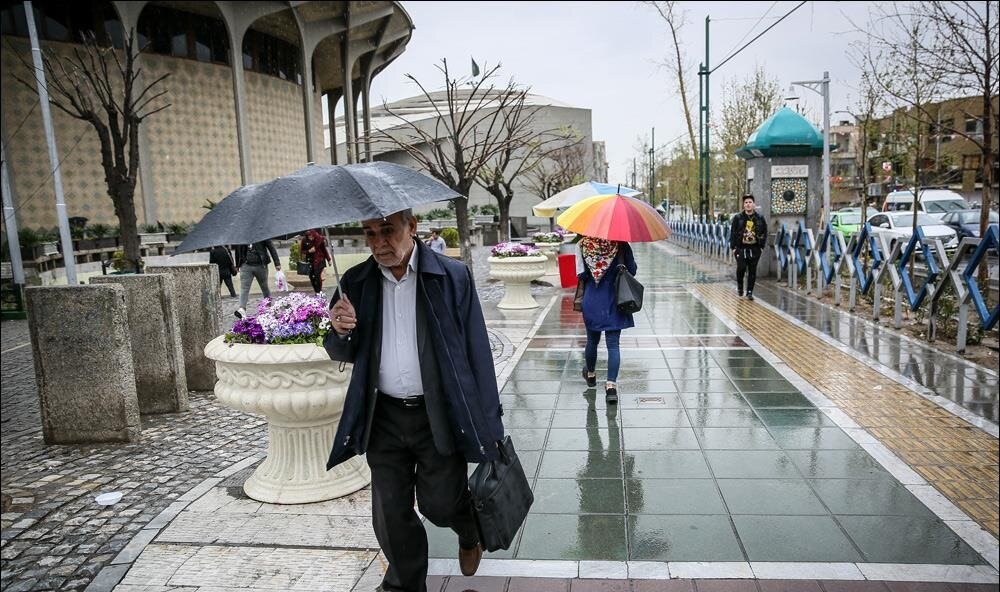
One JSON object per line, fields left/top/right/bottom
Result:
{"left": 735, "top": 248, "right": 761, "bottom": 294}
{"left": 585, "top": 329, "right": 621, "bottom": 382}
{"left": 367, "top": 394, "right": 478, "bottom": 592}
{"left": 220, "top": 275, "right": 236, "bottom": 297}
{"left": 308, "top": 267, "right": 323, "bottom": 293}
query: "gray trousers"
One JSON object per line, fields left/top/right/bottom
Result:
{"left": 239, "top": 264, "right": 269, "bottom": 309}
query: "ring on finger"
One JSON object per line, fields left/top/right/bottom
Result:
{"left": 335, "top": 315, "right": 342, "bottom": 322}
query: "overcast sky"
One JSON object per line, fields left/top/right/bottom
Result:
{"left": 355, "top": 1, "right": 877, "bottom": 183}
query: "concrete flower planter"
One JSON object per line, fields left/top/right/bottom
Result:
{"left": 535, "top": 243, "right": 561, "bottom": 276}
{"left": 488, "top": 254, "right": 547, "bottom": 309}
{"left": 140, "top": 232, "right": 168, "bottom": 245}
{"left": 204, "top": 336, "right": 370, "bottom": 504}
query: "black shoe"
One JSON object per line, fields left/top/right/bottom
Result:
{"left": 234, "top": 307, "right": 245, "bottom": 319}
{"left": 605, "top": 386, "right": 618, "bottom": 404}
{"left": 582, "top": 368, "right": 596, "bottom": 388}
{"left": 746, "top": 292, "right": 754, "bottom": 301}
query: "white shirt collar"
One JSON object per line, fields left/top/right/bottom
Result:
{"left": 378, "top": 241, "right": 418, "bottom": 283}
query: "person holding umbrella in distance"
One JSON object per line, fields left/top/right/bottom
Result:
{"left": 558, "top": 190, "right": 669, "bottom": 403}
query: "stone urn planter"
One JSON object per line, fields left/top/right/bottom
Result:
{"left": 534, "top": 242, "right": 561, "bottom": 276}
{"left": 204, "top": 336, "right": 370, "bottom": 504}
{"left": 488, "top": 254, "right": 547, "bottom": 309}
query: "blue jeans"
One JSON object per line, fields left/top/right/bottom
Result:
{"left": 585, "top": 329, "right": 621, "bottom": 383}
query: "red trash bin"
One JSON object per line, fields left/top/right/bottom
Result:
{"left": 558, "top": 253, "right": 578, "bottom": 289}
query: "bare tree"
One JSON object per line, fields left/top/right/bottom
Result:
{"left": 475, "top": 91, "right": 584, "bottom": 241}
{"left": 644, "top": 1, "right": 698, "bottom": 156}
{"left": 523, "top": 143, "right": 588, "bottom": 209}
{"left": 852, "top": 5, "right": 946, "bottom": 282}
{"left": 372, "top": 59, "right": 526, "bottom": 270}
{"left": 850, "top": 71, "right": 884, "bottom": 225}
{"left": 13, "top": 30, "right": 169, "bottom": 273}
{"left": 717, "top": 66, "right": 782, "bottom": 213}
{"left": 911, "top": 2, "right": 997, "bottom": 248}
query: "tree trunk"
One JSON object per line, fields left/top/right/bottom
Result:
{"left": 498, "top": 196, "right": 513, "bottom": 243}
{"left": 978, "top": 76, "right": 994, "bottom": 287}
{"left": 113, "top": 183, "right": 142, "bottom": 273}
{"left": 454, "top": 185, "right": 474, "bottom": 274}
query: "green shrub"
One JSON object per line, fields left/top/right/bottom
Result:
{"left": 18, "top": 227, "right": 43, "bottom": 248}
{"left": 108, "top": 225, "right": 120, "bottom": 237}
{"left": 440, "top": 227, "right": 459, "bottom": 248}
{"left": 166, "top": 222, "right": 188, "bottom": 235}
{"left": 70, "top": 226, "right": 85, "bottom": 240}
{"left": 479, "top": 204, "right": 499, "bottom": 216}
{"left": 426, "top": 208, "right": 451, "bottom": 220}
{"left": 141, "top": 223, "right": 160, "bottom": 233}
{"left": 87, "top": 223, "right": 111, "bottom": 238}
{"left": 289, "top": 241, "right": 302, "bottom": 268}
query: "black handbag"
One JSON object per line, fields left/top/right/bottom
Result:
{"left": 615, "top": 264, "right": 643, "bottom": 313}
{"left": 468, "top": 436, "right": 534, "bottom": 552}
{"left": 572, "top": 280, "right": 585, "bottom": 312}
{"left": 296, "top": 260, "right": 312, "bottom": 276}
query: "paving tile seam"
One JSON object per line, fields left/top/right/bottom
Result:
{"left": 691, "top": 284, "right": 999, "bottom": 557}
{"left": 148, "top": 540, "right": 384, "bottom": 552}
{"left": 424, "top": 559, "right": 999, "bottom": 582}
{"left": 496, "top": 294, "right": 561, "bottom": 390}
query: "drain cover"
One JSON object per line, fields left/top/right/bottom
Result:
{"left": 636, "top": 396, "right": 664, "bottom": 406}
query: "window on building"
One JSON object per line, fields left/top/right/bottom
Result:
{"left": 965, "top": 116, "right": 983, "bottom": 135}
{"left": 1, "top": 1, "right": 123, "bottom": 48}
{"left": 242, "top": 29, "right": 302, "bottom": 85}
{"left": 962, "top": 154, "right": 982, "bottom": 171}
{"left": 136, "top": 5, "right": 229, "bottom": 66}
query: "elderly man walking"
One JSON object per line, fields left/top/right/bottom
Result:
{"left": 324, "top": 209, "right": 505, "bottom": 592}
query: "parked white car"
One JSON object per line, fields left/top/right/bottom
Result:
{"left": 881, "top": 188, "right": 970, "bottom": 221}
{"left": 867, "top": 211, "right": 959, "bottom": 253}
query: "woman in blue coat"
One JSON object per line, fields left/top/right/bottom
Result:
{"left": 577, "top": 236, "right": 637, "bottom": 403}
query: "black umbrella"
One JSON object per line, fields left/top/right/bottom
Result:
{"left": 175, "top": 162, "right": 462, "bottom": 254}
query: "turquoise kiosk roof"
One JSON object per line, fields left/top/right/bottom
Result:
{"left": 737, "top": 107, "right": 824, "bottom": 159}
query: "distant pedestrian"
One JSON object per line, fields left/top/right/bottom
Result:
{"left": 426, "top": 229, "right": 447, "bottom": 254}
{"left": 577, "top": 236, "right": 637, "bottom": 404}
{"left": 299, "top": 228, "right": 331, "bottom": 295}
{"left": 729, "top": 194, "right": 768, "bottom": 301}
{"left": 209, "top": 245, "right": 237, "bottom": 298}
{"left": 234, "top": 240, "right": 281, "bottom": 318}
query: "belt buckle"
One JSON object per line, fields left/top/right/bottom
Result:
{"left": 401, "top": 396, "right": 421, "bottom": 408}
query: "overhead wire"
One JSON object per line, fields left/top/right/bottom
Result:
{"left": 711, "top": 1, "right": 808, "bottom": 74}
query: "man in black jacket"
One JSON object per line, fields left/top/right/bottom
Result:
{"left": 729, "top": 194, "right": 768, "bottom": 301}
{"left": 234, "top": 240, "right": 281, "bottom": 318}
{"left": 326, "top": 209, "right": 503, "bottom": 592}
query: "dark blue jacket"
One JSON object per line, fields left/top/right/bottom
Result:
{"left": 323, "top": 240, "right": 505, "bottom": 469}
{"left": 578, "top": 242, "right": 637, "bottom": 332}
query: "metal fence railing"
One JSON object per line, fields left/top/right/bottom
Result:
{"left": 668, "top": 220, "right": 999, "bottom": 353}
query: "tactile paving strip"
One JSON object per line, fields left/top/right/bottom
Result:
{"left": 697, "top": 284, "right": 999, "bottom": 538}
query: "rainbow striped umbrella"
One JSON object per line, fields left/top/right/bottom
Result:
{"left": 557, "top": 193, "right": 670, "bottom": 243}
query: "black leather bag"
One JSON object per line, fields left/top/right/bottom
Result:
{"left": 296, "top": 260, "right": 312, "bottom": 275}
{"left": 468, "top": 436, "right": 533, "bottom": 552}
{"left": 615, "top": 264, "right": 643, "bottom": 313}
{"left": 572, "top": 280, "right": 585, "bottom": 312}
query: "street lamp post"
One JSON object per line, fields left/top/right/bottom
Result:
{"left": 789, "top": 71, "right": 831, "bottom": 226}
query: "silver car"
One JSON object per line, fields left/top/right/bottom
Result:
{"left": 867, "top": 211, "right": 959, "bottom": 253}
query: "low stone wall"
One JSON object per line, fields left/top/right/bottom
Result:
{"left": 91, "top": 274, "right": 189, "bottom": 413}
{"left": 25, "top": 284, "right": 140, "bottom": 443}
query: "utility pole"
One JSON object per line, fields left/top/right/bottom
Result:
{"left": 649, "top": 127, "right": 656, "bottom": 205}
{"left": 789, "top": 71, "right": 831, "bottom": 225}
{"left": 25, "top": 0, "right": 77, "bottom": 285}
{"left": 632, "top": 158, "right": 637, "bottom": 189}
{"left": 698, "top": 15, "right": 711, "bottom": 222}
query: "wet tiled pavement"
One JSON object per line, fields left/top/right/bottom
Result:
{"left": 5, "top": 244, "right": 999, "bottom": 591}
{"left": 425, "top": 247, "right": 995, "bottom": 569}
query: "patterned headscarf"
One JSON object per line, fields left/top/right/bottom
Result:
{"left": 580, "top": 236, "right": 619, "bottom": 284}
